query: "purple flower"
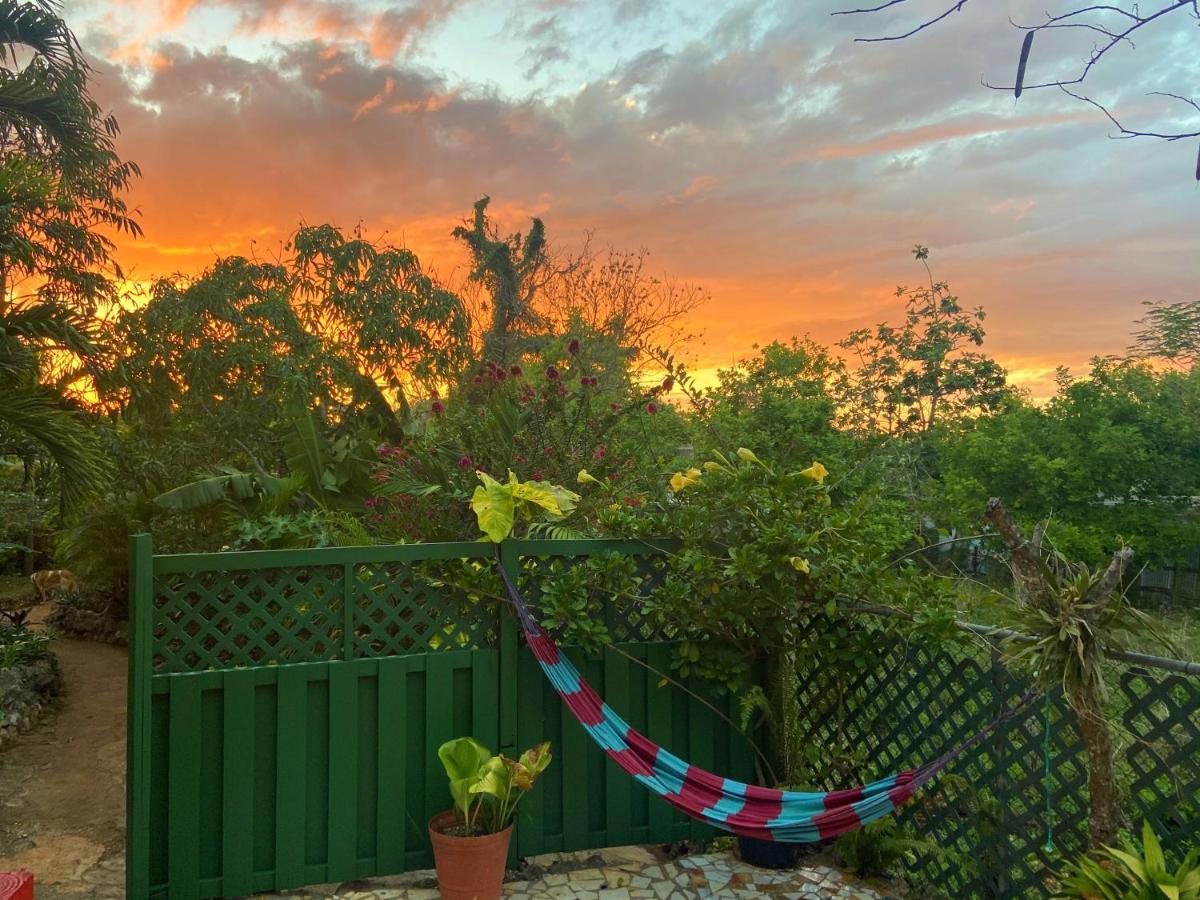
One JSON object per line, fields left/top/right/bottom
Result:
{"left": 545, "top": 365, "right": 560, "bottom": 381}
{"left": 510, "top": 365, "right": 523, "bottom": 377}
{"left": 567, "top": 338, "right": 581, "bottom": 355}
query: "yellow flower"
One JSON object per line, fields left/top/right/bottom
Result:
{"left": 788, "top": 556, "right": 811, "bottom": 574}
{"left": 736, "top": 447, "right": 761, "bottom": 465}
{"left": 703, "top": 461, "right": 723, "bottom": 473}
{"left": 577, "top": 469, "right": 600, "bottom": 485}
{"left": 609, "top": 502, "right": 621, "bottom": 512}
{"left": 800, "top": 461, "right": 828, "bottom": 484}
{"left": 670, "top": 470, "right": 700, "bottom": 492}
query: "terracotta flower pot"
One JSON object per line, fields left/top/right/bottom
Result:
{"left": 428, "top": 810, "right": 513, "bottom": 900}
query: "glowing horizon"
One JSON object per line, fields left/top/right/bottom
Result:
{"left": 71, "top": 0, "right": 1197, "bottom": 401}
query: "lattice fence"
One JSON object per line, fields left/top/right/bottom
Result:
{"left": 794, "top": 632, "right": 1200, "bottom": 897}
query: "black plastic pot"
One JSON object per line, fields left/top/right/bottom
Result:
{"left": 737, "top": 835, "right": 799, "bottom": 869}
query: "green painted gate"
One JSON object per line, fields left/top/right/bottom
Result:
{"left": 126, "top": 536, "right": 755, "bottom": 899}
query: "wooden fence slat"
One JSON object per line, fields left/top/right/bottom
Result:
{"left": 167, "top": 676, "right": 202, "bottom": 900}
{"left": 220, "top": 671, "right": 255, "bottom": 893}
{"left": 274, "top": 666, "right": 307, "bottom": 884}
{"left": 376, "top": 657, "right": 407, "bottom": 873}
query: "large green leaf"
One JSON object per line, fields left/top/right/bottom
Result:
{"left": 437, "top": 737, "right": 492, "bottom": 819}
{"left": 471, "top": 472, "right": 515, "bottom": 542}
{"left": 470, "top": 755, "right": 514, "bottom": 803}
{"left": 153, "top": 470, "right": 264, "bottom": 510}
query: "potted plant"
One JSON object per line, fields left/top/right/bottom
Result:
{"left": 429, "top": 736, "right": 552, "bottom": 900}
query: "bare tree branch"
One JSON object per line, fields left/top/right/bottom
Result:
{"left": 832, "top": 0, "right": 1200, "bottom": 177}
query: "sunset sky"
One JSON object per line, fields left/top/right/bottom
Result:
{"left": 70, "top": 0, "right": 1197, "bottom": 396}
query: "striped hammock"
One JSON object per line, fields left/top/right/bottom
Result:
{"left": 497, "top": 557, "right": 1034, "bottom": 842}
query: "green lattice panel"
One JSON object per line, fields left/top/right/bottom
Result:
{"left": 152, "top": 566, "right": 343, "bottom": 673}
{"left": 1120, "top": 668, "right": 1200, "bottom": 855}
{"left": 517, "top": 551, "right": 675, "bottom": 644}
{"left": 793, "top": 630, "right": 1090, "bottom": 898}
{"left": 350, "top": 561, "right": 500, "bottom": 657}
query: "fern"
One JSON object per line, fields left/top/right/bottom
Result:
{"left": 525, "top": 520, "right": 585, "bottom": 541}
{"left": 836, "top": 818, "right": 942, "bottom": 879}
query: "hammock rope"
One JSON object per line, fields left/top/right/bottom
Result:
{"left": 496, "top": 553, "right": 1038, "bottom": 842}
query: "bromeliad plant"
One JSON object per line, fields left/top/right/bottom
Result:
{"left": 1056, "top": 820, "right": 1200, "bottom": 899}
{"left": 437, "top": 737, "right": 552, "bottom": 834}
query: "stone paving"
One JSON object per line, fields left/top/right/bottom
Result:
{"left": 253, "top": 845, "right": 893, "bottom": 899}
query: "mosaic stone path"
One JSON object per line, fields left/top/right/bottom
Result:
{"left": 251, "top": 845, "right": 892, "bottom": 899}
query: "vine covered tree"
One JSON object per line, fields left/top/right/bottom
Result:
{"left": 453, "top": 195, "right": 548, "bottom": 365}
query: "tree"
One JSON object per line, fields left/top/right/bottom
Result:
{"left": 1128, "top": 299, "right": 1200, "bottom": 369}
{"left": 0, "top": 297, "right": 108, "bottom": 509}
{"left": 535, "top": 241, "right": 708, "bottom": 371}
{"left": 453, "top": 196, "right": 548, "bottom": 365}
{"left": 932, "top": 359, "right": 1200, "bottom": 567}
{"left": 837, "top": 247, "right": 1009, "bottom": 436}
{"left": 833, "top": 1, "right": 1200, "bottom": 181}
{"left": 103, "top": 225, "right": 471, "bottom": 475}
{"left": 697, "top": 338, "right": 848, "bottom": 463}
{"left": 0, "top": 1, "right": 134, "bottom": 512}
{"left": 0, "top": 0, "right": 141, "bottom": 312}
{"left": 984, "top": 498, "right": 1162, "bottom": 849}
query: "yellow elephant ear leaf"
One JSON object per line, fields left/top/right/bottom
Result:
{"left": 471, "top": 474, "right": 515, "bottom": 542}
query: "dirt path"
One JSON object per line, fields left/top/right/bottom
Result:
{"left": 0, "top": 636, "right": 126, "bottom": 899}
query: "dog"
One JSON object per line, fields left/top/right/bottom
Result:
{"left": 30, "top": 569, "right": 81, "bottom": 604}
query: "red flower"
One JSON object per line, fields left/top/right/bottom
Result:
{"left": 472, "top": 375, "right": 483, "bottom": 384}
{"left": 647, "top": 402, "right": 659, "bottom": 415}
{"left": 545, "top": 365, "right": 560, "bottom": 381}
{"left": 431, "top": 399, "right": 445, "bottom": 415}
{"left": 593, "top": 445, "right": 606, "bottom": 460}
{"left": 567, "top": 338, "right": 581, "bottom": 355}
{"left": 510, "top": 365, "right": 523, "bottom": 376}
{"left": 543, "top": 446, "right": 555, "bottom": 455}
{"left": 531, "top": 471, "right": 544, "bottom": 482}
{"left": 610, "top": 403, "right": 621, "bottom": 412}
{"left": 457, "top": 456, "right": 473, "bottom": 469}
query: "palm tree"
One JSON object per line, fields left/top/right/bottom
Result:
{"left": 0, "top": 0, "right": 141, "bottom": 313}
{"left": 0, "top": 1, "right": 129, "bottom": 509}
{"left": 0, "top": 296, "right": 109, "bottom": 508}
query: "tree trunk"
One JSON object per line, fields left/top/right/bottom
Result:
{"left": 1066, "top": 680, "right": 1120, "bottom": 849}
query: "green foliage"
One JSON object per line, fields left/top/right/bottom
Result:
{"left": 0, "top": 0, "right": 141, "bottom": 314}
{"left": 1128, "top": 300, "right": 1200, "bottom": 370}
{"left": 837, "top": 247, "right": 1009, "bottom": 435}
{"left": 1057, "top": 821, "right": 1200, "bottom": 899}
{"left": 469, "top": 470, "right": 580, "bottom": 542}
{"left": 697, "top": 338, "right": 850, "bottom": 464}
{"left": 0, "top": 621, "right": 51, "bottom": 668}
{"left": 436, "top": 736, "right": 552, "bottom": 834}
{"left": 374, "top": 328, "right": 682, "bottom": 541}
{"left": 1000, "top": 546, "right": 1164, "bottom": 699}
{"left": 932, "top": 360, "right": 1200, "bottom": 567}
{"left": 835, "top": 818, "right": 941, "bottom": 879}
{"left": 627, "top": 449, "right": 942, "bottom": 690}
